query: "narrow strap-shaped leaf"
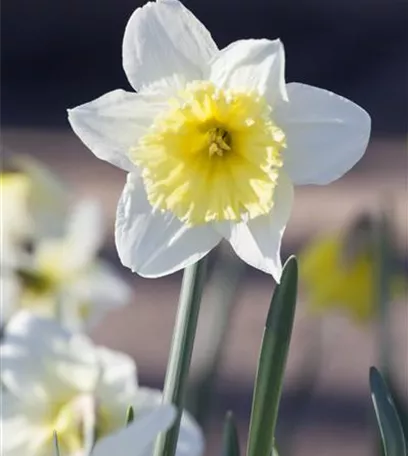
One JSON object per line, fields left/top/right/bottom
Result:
{"left": 387, "top": 379, "right": 408, "bottom": 446}
{"left": 125, "top": 405, "right": 134, "bottom": 425}
{"left": 247, "top": 256, "right": 298, "bottom": 456}
{"left": 370, "top": 367, "right": 407, "bottom": 456}
{"left": 221, "top": 412, "right": 240, "bottom": 456}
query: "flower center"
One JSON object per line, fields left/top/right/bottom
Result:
{"left": 207, "top": 127, "right": 232, "bottom": 157}
{"left": 131, "top": 81, "right": 286, "bottom": 226}
{"left": 17, "top": 268, "right": 55, "bottom": 295}
{"left": 17, "top": 267, "right": 58, "bottom": 312}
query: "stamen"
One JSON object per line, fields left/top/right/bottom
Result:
{"left": 208, "top": 127, "right": 232, "bottom": 157}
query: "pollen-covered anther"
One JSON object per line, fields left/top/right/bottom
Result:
{"left": 208, "top": 127, "right": 231, "bottom": 157}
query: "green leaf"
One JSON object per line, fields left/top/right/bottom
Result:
{"left": 247, "top": 256, "right": 298, "bottom": 456}
{"left": 153, "top": 257, "right": 207, "bottom": 456}
{"left": 370, "top": 367, "right": 407, "bottom": 456}
{"left": 221, "top": 412, "right": 240, "bottom": 456}
{"left": 125, "top": 405, "right": 134, "bottom": 425}
{"left": 387, "top": 379, "right": 408, "bottom": 446}
{"left": 53, "top": 431, "right": 61, "bottom": 456}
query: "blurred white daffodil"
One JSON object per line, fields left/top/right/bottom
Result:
{"left": 1, "top": 175, "right": 31, "bottom": 324}
{"left": 1, "top": 157, "right": 70, "bottom": 316}
{"left": 1, "top": 311, "right": 204, "bottom": 456}
{"left": 68, "top": 0, "right": 371, "bottom": 281}
{"left": 1, "top": 199, "right": 130, "bottom": 331}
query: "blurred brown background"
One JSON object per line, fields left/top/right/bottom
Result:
{"left": 1, "top": 0, "right": 407, "bottom": 454}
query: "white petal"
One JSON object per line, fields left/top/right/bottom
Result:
{"left": 11, "top": 155, "right": 69, "bottom": 239}
{"left": 62, "top": 261, "right": 131, "bottom": 331}
{"left": 209, "top": 39, "right": 287, "bottom": 106}
{"left": 123, "top": 0, "right": 218, "bottom": 91}
{"left": 1, "top": 311, "right": 98, "bottom": 403}
{"left": 34, "top": 199, "right": 104, "bottom": 280}
{"left": 130, "top": 387, "right": 205, "bottom": 456}
{"left": 68, "top": 90, "right": 167, "bottom": 171}
{"left": 1, "top": 393, "right": 46, "bottom": 456}
{"left": 276, "top": 83, "right": 371, "bottom": 185}
{"left": 91, "top": 405, "right": 176, "bottom": 456}
{"left": 92, "top": 347, "right": 138, "bottom": 428}
{"left": 217, "top": 173, "right": 294, "bottom": 282}
{"left": 115, "top": 173, "right": 221, "bottom": 278}
{"left": 0, "top": 172, "right": 32, "bottom": 243}
{"left": 85, "top": 262, "right": 131, "bottom": 310}
{"left": 174, "top": 412, "right": 205, "bottom": 456}
{"left": 96, "top": 347, "right": 137, "bottom": 398}
{"left": 67, "top": 198, "right": 104, "bottom": 258}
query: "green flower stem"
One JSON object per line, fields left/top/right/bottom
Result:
{"left": 154, "top": 257, "right": 208, "bottom": 456}
{"left": 247, "top": 256, "right": 298, "bottom": 456}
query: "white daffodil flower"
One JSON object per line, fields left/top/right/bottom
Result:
{"left": 1, "top": 311, "right": 204, "bottom": 456}
{"left": 68, "top": 0, "right": 371, "bottom": 281}
{"left": 2, "top": 199, "right": 131, "bottom": 331}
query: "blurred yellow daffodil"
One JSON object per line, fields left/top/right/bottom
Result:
{"left": 300, "top": 216, "right": 406, "bottom": 322}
